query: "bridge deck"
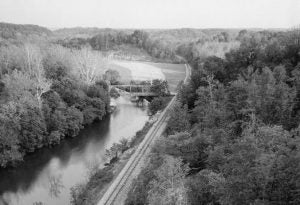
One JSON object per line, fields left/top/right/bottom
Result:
{"left": 111, "top": 85, "right": 176, "bottom": 97}
{"left": 114, "top": 84, "right": 150, "bottom": 88}
{"left": 130, "top": 92, "right": 176, "bottom": 97}
{"left": 130, "top": 92, "right": 157, "bottom": 97}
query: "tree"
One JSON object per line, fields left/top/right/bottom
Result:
{"left": 109, "top": 87, "right": 120, "bottom": 98}
{"left": 43, "top": 45, "right": 72, "bottom": 80}
{"left": 0, "top": 102, "right": 23, "bottom": 167}
{"left": 284, "top": 27, "right": 300, "bottom": 66}
{"left": 218, "top": 141, "right": 262, "bottom": 205}
{"left": 148, "top": 97, "right": 164, "bottom": 115}
{"left": 0, "top": 81, "right": 4, "bottom": 93}
{"left": 125, "top": 153, "right": 164, "bottom": 205}
{"left": 51, "top": 77, "right": 83, "bottom": 107}
{"left": 0, "top": 45, "right": 24, "bottom": 77}
{"left": 19, "top": 101, "right": 47, "bottom": 152}
{"left": 166, "top": 102, "right": 190, "bottom": 135}
{"left": 72, "top": 48, "right": 107, "bottom": 85}
{"left": 225, "top": 79, "right": 250, "bottom": 136}
{"left": 130, "top": 30, "right": 149, "bottom": 48}
{"left": 245, "top": 66, "right": 296, "bottom": 128}
{"left": 86, "top": 83, "right": 110, "bottom": 112}
{"left": 103, "top": 69, "right": 120, "bottom": 85}
{"left": 3, "top": 70, "right": 35, "bottom": 101}
{"left": 187, "top": 169, "right": 225, "bottom": 205}
{"left": 202, "top": 56, "right": 226, "bottom": 83}
{"left": 105, "top": 143, "right": 121, "bottom": 162}
{"left": 150, "top": 79, "right": 169, "bottom": 96}
{"left": 22, "top": 44, "right": 51, "bottom": 108}
{"left": 153, "top": 132, "right": 209, "bottom": 170}
{"left": 148, "top": 156, "right": 190, "bottom": 205}
{"left": 221, "top": 32, "right": 230, "bottom": 42}
{"left": 237, "top": 29, "right": 248, "bottom": 41}
{"left": 265, "top": 151, "right": 300, "bottom": 204}
{"left": 64, "top": 106, "right": 83, "bottom": 137}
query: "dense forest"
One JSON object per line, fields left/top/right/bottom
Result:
{"left": 54, "top": 28, "right": 244, "bottom": 63}
{"left": 125, "top": 28, "right": 300, "bottom": 205}
{"left": 0, "top": 40, "right": 110, "bottom": 167}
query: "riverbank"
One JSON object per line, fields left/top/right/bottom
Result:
{"left": 70, "top": 99, "right": 170, "bottom": 205}
{"left": 70, "top": 118, "right": 153, "bottom": 205}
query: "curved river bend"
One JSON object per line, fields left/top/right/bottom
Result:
{"left": 0, "top": 96, "right": 149, "bottom": 205}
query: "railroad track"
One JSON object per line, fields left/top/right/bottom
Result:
{"left": 97, "top": 64, "right": 191, "bottom": 205}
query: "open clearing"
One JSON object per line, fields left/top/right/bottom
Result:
{"left": 112, "top": 61, "right": 166, "bottom": 81}
{"left": 145, "top": 62, "right": 186, "bottom": 92}
{"left": 108, "top": 62, "right": 133, "bottom": 82}
{"left": 109, "top": 61, "right": 186, "bottom": 92}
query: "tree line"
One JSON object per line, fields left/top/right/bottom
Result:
{"left": 56, "top": 29, "right": 181, "bottom": 62}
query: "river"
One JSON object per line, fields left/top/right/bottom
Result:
{"left": 0, "top": 96, "right": 149, "bottom": 205}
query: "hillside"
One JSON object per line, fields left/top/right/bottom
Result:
{"left": 0, "top": 22, "right": 52, "bottom": 39}
{"left": 53, "top": 27, "right": 133, "bottom": 38}
{"left": 147, "top": 28, "right": 240, "bottom": 43}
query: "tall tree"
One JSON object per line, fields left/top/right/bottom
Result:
{"left": 72, "top": 48, "right": 107, "bottom": 85}
{"left": 148, "top": 156, "right": 190, "bottom": 205}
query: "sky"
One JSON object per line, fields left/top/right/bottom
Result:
{"left": 0, "top": 0, "right": 299, "bottom": 29}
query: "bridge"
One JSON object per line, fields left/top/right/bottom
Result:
{"left": 112, "top": 84, "right": 156, "bottom": 96}
{"left": 111, "top": 84, "right": 175, "bottom": 105}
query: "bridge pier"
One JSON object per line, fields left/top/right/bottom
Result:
{"left": 136, "top": 96, "right": 145, "bottom": 106}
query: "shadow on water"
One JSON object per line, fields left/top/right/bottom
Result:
{"left": 0, "top": 115, "right": 111, "bottom": 196}
{"left": 0, "top": 96, "right": 149, "bottom": 205}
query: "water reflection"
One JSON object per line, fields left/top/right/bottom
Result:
{"left": 0, "top": 96, "right": 148, "bottom": 205}
{"left": 48, "top": 174, "right": 64, "bottom": 198}
{"left": 0, "top": 117, "right": 110, "bottom": 196}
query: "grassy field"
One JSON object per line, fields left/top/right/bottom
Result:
{"left": 145, "top": 62, "right": 186, "bottom": 92}
{"left": 108, "top": 61, "right": 186, "bottom": 92}
{"left": 108, "top": 62, "right": 133, "bottom": 83}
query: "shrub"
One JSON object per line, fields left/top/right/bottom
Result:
{"left": 41, "top": 90, "right": 64, "bottom": 111}
{"left": 0, "top": 102, "right": 23, "bottom": 167}
{"left": 150, "top": 79, "right": 169, "bottom": 96}
{"left": 64, "top": 106, "right": 83, "bottom": 137}
{"left": 110, "top": 87, "right": 120, "bottom": 98}
{"left": 19, "top": 105, "right": 47, "bottom": 152}
{"left": 47, "top": 131, "right": 63, "bottom": 145}
{"left": 51, "top": 77, "right": 81, "bottom": 106}
{"left": 70, "top": 167, "right": 114, "bottom": 205}
{"left": 95, "top": 80, "right": 109, "bottom": 91}
{"left": 86, "top": 84, "right": 110, "bottom": 111}
{"left": 82, "top": 107, "right": 99, "bottom": 125}
{"left": 148, "top": 97, "right": 164, "bottom": 115}
{"left": 166, "top": 102, "right": 190, "bottom": 135}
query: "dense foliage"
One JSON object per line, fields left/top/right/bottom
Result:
{"left": 56, "top": 28, "right": 241, "bottom": 63}
{"left": 0, "top": 44, "right": 110, "bottom": 168}
{"left": 126, "top": 28, "right": 300, "bottom": 205}
{"left": 56, "top": 29, "right": 183, "bottom": 62}
{"left": 148, "top": 96, "right": 172, "bottom": 115}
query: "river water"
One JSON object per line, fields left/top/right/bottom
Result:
{"left": 0, "top": 96, "right": 149, "bottom": 205}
